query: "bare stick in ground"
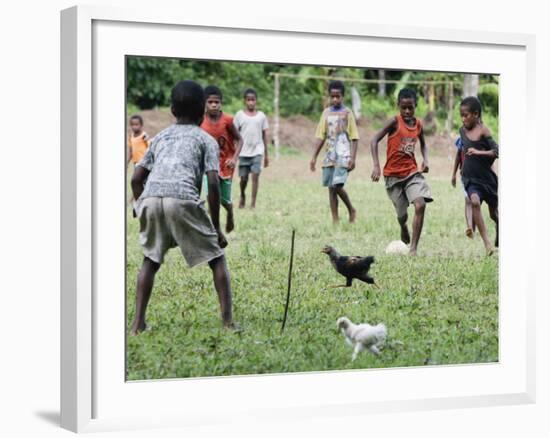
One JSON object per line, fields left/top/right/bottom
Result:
{"left": 281, "top": 229, "right": 296, "bottom": 333}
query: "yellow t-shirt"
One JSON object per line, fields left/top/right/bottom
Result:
{"left": 128, "top": 132, "right": 150, "bottom": 164}
{"left": 315, "top": 106, "right": 359, "bottom": 167}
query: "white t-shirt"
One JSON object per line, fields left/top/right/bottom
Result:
{"left": 233, "top": 110, "right": 269, "bottom": 157}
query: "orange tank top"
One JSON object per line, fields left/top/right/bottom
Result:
{"left": 383, "top": 115, "right": 422, "bottom": 177}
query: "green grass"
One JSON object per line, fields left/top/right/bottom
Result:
{"left": 126, "top": 158, "right": 498, "bottom": 380}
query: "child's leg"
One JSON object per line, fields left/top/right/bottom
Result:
{"left": 208, "top": 254, "right": 233, "bottom": 327}
{"left": 222, "top": 200, "right": 234, "bottom": 233}
{"left": 409, "top": 198, "right": 426, "bottom": 256}
{"left": 328, "top": 187, "right": 339, "bottom": 224}
{"left": 131, "top": 256, "right": 161, "bottom": 335}
{"left": 334, "top": 185, "right": 357, "bottom": 223}
{"left": 397, "top": 214, "right": 411, "bottom": 244}
{"left": 489, "top": 203, "right": 499, "bottom": 248}
{"left": 250, "top": 173, "right": 259, "bottom": 209}
{"left": 465, "top": 197, "right": 474, "bottom": 237}
{"left": 239, "top": 175, "right": 248, "bottom": 208}
{"left": 470, "top": 193, "right": 494, "bottom": 254}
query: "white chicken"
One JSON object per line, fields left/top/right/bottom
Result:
{"left": 337, "top": 316, "right": 387, "bottom": 361}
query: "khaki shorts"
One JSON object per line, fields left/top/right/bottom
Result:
{"left": 137, "top": 197, "right": 223, "bottom": 267}
{"left": 385, "top": 172, "right": 433, "bottom": 218}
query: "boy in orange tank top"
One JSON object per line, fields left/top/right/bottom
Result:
{"left": 370, "top": 88, "right": 432, "bottom": 256}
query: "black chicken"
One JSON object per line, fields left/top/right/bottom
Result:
{"left": 321, "top": 246, "right": 378, "bottom": 288}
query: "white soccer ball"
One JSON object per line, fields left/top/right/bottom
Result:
{"left": 385, "top": 240, "right": 409, "bottom": 255}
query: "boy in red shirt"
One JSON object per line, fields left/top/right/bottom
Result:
{"left": 201, "top": 85, "right": 242, "bottom": 233}
{"left": 370, "top": 88, "right": 433, "bottom": 256}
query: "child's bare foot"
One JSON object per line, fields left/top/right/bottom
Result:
{"left": 409, "top": 248, "right": 417, "bottom": 256}
{"left": 349, "top": 208, "right": 357, "bottom": 223}
{"left": 400, "top": 226, "right": 411, "bottom": 244}
{"left": 465, "top": 228, "right": 474, "bottom": 238}
{"left": 130, "top": 322, "right": 147, "bottom": 336}
{"left": 239, "top": 196, "right": 245, "bottom": 209}
{"left": 224, "top": 321, "right": 242, "bottom": 332}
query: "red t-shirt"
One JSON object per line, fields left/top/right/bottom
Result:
{"left": 200, "top": 113, "right": 236, "bottom": 179}
{"left": 383, "top": 114, "right": 423, "bottom": 178}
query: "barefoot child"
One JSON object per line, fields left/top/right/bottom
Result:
{"left": 233, "top": 88, "right": 269, "bottom": 209}
{"left": 458, "top": 96, "right": 499, "bottom": 254}
{"left": 451, "top": 136, "right": 475, "bottom": 238}
{"left": 127, "top": 114, "right": 150, "bottom": 169}
{"left": 310, "top": 80, "right": 359, "bottom": 224}
{"left": 371, "top": 88, "right": 432, "bottom": 255}
{"left": 200, "top": 85, "right": 242, "bottom": 233}
{"left": 130, "top": 80, "right": 236, "bottom": 335}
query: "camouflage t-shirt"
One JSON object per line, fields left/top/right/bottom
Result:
{"left": 137, "top": 124, "right": 219, "bottom": 203}
{"left": 315, "top": 106, "right": 359, "bottom": 168}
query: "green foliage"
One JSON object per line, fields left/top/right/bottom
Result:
{"left": 126, "top": 57, "right": 499, "bottom": 137}
{"left": 478, "top": 83, "right": 499, "bottom": 115}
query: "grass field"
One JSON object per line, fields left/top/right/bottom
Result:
{"left": 126, "top": 146, "right": 498, "bottom": 381}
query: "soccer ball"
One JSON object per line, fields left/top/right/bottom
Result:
{"left": 385, "top": 240, "right": 409, "bottom": 255}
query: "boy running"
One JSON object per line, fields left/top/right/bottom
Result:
{"left": 371, "top": 88, "right": 432, "bottom": 256}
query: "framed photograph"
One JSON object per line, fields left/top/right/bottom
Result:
{"left": 61, "top": 5, "right": 536, "bottom": 433}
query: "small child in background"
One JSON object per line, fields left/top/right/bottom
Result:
{"left": 451, "top": 136, "right": 475, "bottom": 238}
{"left": 127, "top": 114, "right": 150, "bottom": 169}
{"left": 370, "top": 88, "right": 432, "bottom": 256}
{"left": 200, "top": 85, "right": 242, "bottom": 233}
{"left": 310, "top": 80, "right": 359, "bottom": 224}
{"left": 458, "top": 96, "right": 499, "bottom": 255}
{"left": 233, "top": 88, "right": 269, "bottom": 209}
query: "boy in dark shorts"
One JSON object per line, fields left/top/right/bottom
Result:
{"left": 459, "top": 96, "right": 499, "bottom": 255}
{"left": 130, "top": 80, "right": 236, "bottom": 335}
{"left": 371, "top": 88, "right": 432, "bottom": 256}
{"left": 310, "top": 80, "right": 359, "bottom": 224}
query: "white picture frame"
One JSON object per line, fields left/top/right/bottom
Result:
{"left": 60, "top": 4, "right": 536, "bottom": 433}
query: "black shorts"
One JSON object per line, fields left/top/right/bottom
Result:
{"left": 466, "top": 183, "right": 498, "bottom": 208}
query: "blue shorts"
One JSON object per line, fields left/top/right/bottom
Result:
{"left": 238, "top": 155, "right": 262, "bottom": 177}
{"left": 322, "top": 166, "right": 348, "bottom": 187}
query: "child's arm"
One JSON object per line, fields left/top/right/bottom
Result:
{"left": 348, "top": 139, "right": 358, "bottom": 171}
{"left": 206, "top": 170, "right": 227, "bottom": 248}
{"left": 262, "top": 129, "right": 269, "bottom": 168}
{"left": 451, "top": 150, "right": 461, "bottom": 187}
{"left": 467, "top": 125, "right": 499, "bottom": 158}
{"left": 370, "top": 118, "right": 397, "bottom": 182}
{"left": 227, "top": 123, "right": 242, "bottom": 169}
{"left": 131, "top": 166, "right": 149, "bottom": 201}
{"left": 418, "top": 128, "right": 429, "bottom": 173}
{"left": 127, "top": 144, "right": 132, "bottom": 167}
{"left": 310, "top": 138, "right": 325, "bottom": 172}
